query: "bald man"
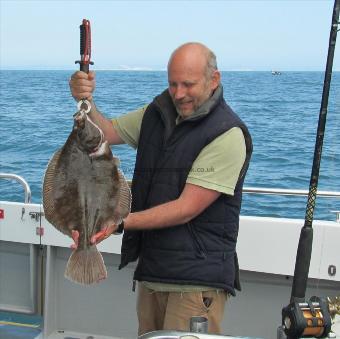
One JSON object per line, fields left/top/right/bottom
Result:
{"left": 69, "top": 42, "right": 252, "bottom": 335}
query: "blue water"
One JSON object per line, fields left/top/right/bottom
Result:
{"left": 0, "top": 70, "right": 339, "bottom": 221}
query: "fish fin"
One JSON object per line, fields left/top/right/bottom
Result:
{"left": 116, "top": 170, "right": 132, "bottom": 219}
{"left": 42, "top": 149, "right": 67, "bottom": 232}
{"left": 64, "top": 246, "right": 107, "bottom": 285}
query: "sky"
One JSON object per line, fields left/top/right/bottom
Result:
{"left": 0, "top": 0, "right": 339, "bottom": 71}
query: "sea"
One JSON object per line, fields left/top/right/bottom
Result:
{"left": 0, "top": 70, "right": 339, "bottom": 221}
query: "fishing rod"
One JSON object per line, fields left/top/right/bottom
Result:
{"left": 75, "top": 19, "right": 94, "bottom": 114}
{"left": 281, "top": 0, "right": 339, "bottom": 338}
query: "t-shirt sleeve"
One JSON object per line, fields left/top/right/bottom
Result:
{"left": 112, "top": 105, "right": 148, "bottom": 149}
{"left": 186, "top": 127, "right": 246, "bottom": 196}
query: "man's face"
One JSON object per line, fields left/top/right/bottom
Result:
{"left": 168, "top": 72, "right": 212, "bottom": 119}
{"left": 167, "top": 51, "right": 219, "bottom": 119}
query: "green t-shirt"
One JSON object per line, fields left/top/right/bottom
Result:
{"left": 112, "top": 104, "right": 246, "bottom": 292}
{"left": 112, "top": 106, "right": 246, "bottom": 196}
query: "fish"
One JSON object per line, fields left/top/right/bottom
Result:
{"left": 43, "top": 110, "right": 131, "bottom": 285}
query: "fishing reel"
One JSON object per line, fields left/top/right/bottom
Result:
{"left": 282, "top": 296, "right": 332, "bottom": 338}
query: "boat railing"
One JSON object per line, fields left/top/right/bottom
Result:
{"left": 0, "top": 172, "right": 32, "bottom": 203}
{"left": 243, "top": 186, "right": 340, "bottom": 198}
{"left": 243, "top": 187, "right": 340, "bottom": 222}
{"left": 1, "top": 173, "right": 339, "bottom": 220}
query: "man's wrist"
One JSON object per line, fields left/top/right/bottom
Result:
{"left": 114, "top": 220, "right": 124, "bottom": 234}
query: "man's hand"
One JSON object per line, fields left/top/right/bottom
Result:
{"left": 69, "top": 71, "right": 96, "bottom": 101}
{"left": 70, "top": 224, "right": 118, "bottom": 250}
{"left": 71, "top": 230, "right": 79, "bottom": 250}
{"left": 90, "top": 224, "right": 117, "bottom": 245}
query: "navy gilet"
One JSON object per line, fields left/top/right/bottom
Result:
{"left": 119, "top": 88, "right": 252, "bottom": 295}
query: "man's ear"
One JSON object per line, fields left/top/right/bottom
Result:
{"left": 211, "top": 70, "right": 221, "bottom": 90}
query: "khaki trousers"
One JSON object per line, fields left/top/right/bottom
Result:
{"left": 137, "top": 283, "right": 228, "bottom": 335}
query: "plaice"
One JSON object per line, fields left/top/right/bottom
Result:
{"left": 43, "top": 110, "right": 131, "bottom": 285}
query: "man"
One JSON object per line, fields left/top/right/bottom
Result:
{"left": 69, "top": 42, "right": 252, "bottom": 335}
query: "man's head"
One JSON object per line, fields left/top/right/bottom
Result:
{"left": 167, "top": 42, "right": 221, "bottom": 118}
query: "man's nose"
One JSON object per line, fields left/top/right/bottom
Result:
{"left": 173, "top": 85, "right": 186, "bottom": 100}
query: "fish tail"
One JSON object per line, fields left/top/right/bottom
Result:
{"left": 64, "top": 246, "right": 107, "bottom": 285}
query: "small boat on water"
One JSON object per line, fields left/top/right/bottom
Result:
{"left": 272, "top": 70, "right": 282, "bottom": 75}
